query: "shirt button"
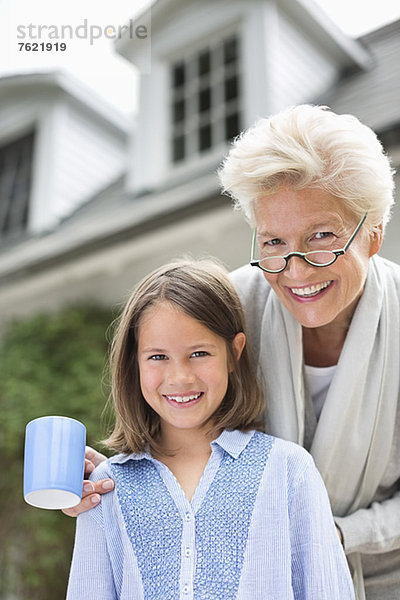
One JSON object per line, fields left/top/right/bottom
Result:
{"left": 183, "top": 584, "right": 189, "bottom": 594}
{"left": 184, "top": 548, "right": 192, "bottom": 557}
{"left": 185, "top": 513, "right": 191, "bottom": 521}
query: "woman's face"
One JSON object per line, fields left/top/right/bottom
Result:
{"left": 254, "top": 187, "right": 382, "bottom": 330}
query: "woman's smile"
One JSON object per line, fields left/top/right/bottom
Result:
{"left": 254, "top": 187, "right": 378, "bottom": 329}
{"left": 287, "top": 280, "right": 333, "bottom": 300}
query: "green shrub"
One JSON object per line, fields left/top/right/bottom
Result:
{"left": 0, "top": 304, "right": 114, "bottom": 599}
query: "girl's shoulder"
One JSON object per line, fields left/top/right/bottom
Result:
{"left": 255, "top": 432, "right": 316, "bottom": 479}
{"left": 88, "top": 452, "right": 132, "bottom": 483}
{"left": 252, "top": 430, "right": 311, "bottom": 459}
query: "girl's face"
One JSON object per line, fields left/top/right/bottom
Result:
{"left": 254, "top": 186, "right": 382, "bottom": 330}
{"left": 137, "top": 302, "right": 245, "bottom": 441}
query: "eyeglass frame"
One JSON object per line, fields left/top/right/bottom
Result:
{"left": 250, "top": 212, "right": 368, "bottom": 274}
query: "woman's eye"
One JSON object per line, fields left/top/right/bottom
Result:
{"left": 149, "top": 354, "right": 167, "bottom": 361}
{"left": 265, "top": 238, "right": 282, "bottom": 247}
{"left": 314, "top": 231, "right": 333, "bottom": 240}
{"left": 191, "top": 351, "right": 209, "bottom": 358}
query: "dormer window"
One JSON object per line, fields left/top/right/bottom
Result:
{"left": 0, "top": 132, "right": 35, "bottom": 238}
{"left": 170, "top": 34, "right": 241, "bottom": 164}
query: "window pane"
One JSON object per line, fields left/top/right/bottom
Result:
{"left": 224, "top": 37, "right": 238, "bottom": 65}
{"left": 224, "top": 75, "right": 238, "bottom": 102}
{"left": 172, "top": 135, "right": 185, "bottom": 162}
{"left": 172, "top": 62, "right": 185, "bottom": 88}
{"left": 0, "top": 132, "right": 34, "bottom": 237}
{"left": 198, "top": 50, "right": 210, "bottom": 77}
{"left": 198, "top": 88, "right": 211, "bottom": 113}
{"left": 170, "top": 34, "right": 240, "bottom": 163}
{"left": 225, "top": 113, "right": 240, "bottom": 141}
{"left": 173, "top": 99, "right": 185, "bottom": 123}
{"left": 198, "top": 124, "right": 212, "bottom": 152}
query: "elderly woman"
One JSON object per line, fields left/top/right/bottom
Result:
{"left": 69, "top": 106, "right": 399, "bottom": 600}
{"left": 218, "top": 105, "right": 399, "bottom": 600}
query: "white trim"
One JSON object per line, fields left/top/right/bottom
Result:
{"left": 167, "top": 29, "right": 242, "bottom": 167}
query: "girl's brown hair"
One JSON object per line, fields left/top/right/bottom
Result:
{"left": 104, "top": 258, "right": 265, "bottom": 455}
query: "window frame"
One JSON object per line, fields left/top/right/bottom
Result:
{"left": 169, "top": 30, "right": 242, "bottom": 166}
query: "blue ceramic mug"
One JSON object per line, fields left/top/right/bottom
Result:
{"left": 24, "top": 416, "right": 86, "bottom": 510}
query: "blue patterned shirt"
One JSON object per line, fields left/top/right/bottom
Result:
{"left": 67, "top": 430, "right": 354, "bottom": 599}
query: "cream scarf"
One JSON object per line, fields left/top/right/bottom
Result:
{"left": 257, "top": 256, "right": 400, "bottom": 599}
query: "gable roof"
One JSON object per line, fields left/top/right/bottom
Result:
{"left": 0, "top": 70, "right": 130, "bottom": 135}
{"left": 116, "top": 0, "right": 371, "bottom": 71}
{"left": 317, "top": 20, "right": 400, "bottom": 132}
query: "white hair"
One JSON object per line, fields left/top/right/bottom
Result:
{"left": 218, "top": 105, "right": 395, "bottom": 232}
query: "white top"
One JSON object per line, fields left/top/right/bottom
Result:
{"left": 304, "top": 364, "right": 337, "bottom": 420}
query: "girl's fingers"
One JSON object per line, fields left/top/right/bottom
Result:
{"left": 61, "top": 479, "right": 114, "bottom": 517}
{"left": 85, "top": 446, "right": 107, "bottom": 468}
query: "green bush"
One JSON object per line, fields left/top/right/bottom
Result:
{"left": 0, "top": 304, "right": 114, "bottom": 599}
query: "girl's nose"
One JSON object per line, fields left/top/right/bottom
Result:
{"left": 166, "top": 361, "right": 195, "bottom": 385}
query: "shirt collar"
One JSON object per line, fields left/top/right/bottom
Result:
{"left": 211, "top": 429, "right": 255, "bottom": 459}
{"left": 109, "top": 449, "right": 151, "bottom": 465}
{"left": 109, "top": 429, "right": 256, "bottom": 464}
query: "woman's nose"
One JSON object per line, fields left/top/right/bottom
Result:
{"left": 284, "top": 254, "right": 315, "bottom": 279}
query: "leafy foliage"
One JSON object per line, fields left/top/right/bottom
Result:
{"left": 0, "top": 304, "right": 114, "bottom": 599}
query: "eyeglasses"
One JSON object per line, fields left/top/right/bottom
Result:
{"left": 250, "top": 212, "right": 368, "bottom": 274}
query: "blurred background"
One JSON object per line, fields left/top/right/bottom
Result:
{"left": 0, "top": 0, "right": 399, "bottom": 597}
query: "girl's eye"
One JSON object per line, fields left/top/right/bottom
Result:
{"left": 191, "top": 351, "right": 209, "bottom": 358}
{"left": 149, "top": 354, "right": 167, "bottom": 361}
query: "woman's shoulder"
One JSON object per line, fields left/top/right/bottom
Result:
{"left": 229, "top": 266, "right": 273, "bottom": 353}
{"left": 229, "top": 264, "right": 272, "bottom": 305}
{"left": 371, "top": 255, "right": 400, "bottom": 301}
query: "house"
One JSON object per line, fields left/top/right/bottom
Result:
{"left": 0, "top": 70, "right": 130, "bottom": 237}
{"left": 0, "top": 0, "right": 399, "bottom": 331}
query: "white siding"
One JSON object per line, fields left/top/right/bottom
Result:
{"left": 269, "top": 9, "right": 339, "bottom": 112}
{"left": 0, "top": 84, "right": 128, "bottom": 233}
{"left": 150, "top": 0, "right": 245, "bottom": 57}
{"left": 128, "top": 0, "right": 347, "bottom": 193}
{"left": 128, "top": 0, "right": 248, "bottom": 194}
{"left": 51, "top": 100, "right": 127, "bottom": 220}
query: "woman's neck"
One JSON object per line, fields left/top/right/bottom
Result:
{"left": 302, "top": 288, "right": 363, "bottom": 367}
{"left": 302, "top": 323, "right": 348, "bottom": 367}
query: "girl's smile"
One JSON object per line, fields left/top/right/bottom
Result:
{"left": 137, "top": 301, "right": 245, "bottom": 442}
{"left": 163, "top": 392, "right": 204, "bottom": 405}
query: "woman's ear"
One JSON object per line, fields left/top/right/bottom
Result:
{"left": 369, "top": 223, "right": 383, "bottom": 257}
{"left": 232, "top": 332, "right": 246, "bottom": 362}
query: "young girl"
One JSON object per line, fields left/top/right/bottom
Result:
{"left": 67, "top": 259, "right": 354, "bottom": 600}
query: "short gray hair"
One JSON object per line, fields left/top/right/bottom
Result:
{"left": 218, "top": 105, "right": 395, "bottom": 233}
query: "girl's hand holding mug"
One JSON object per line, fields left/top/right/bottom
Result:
{"left": 62, "top": 446, "right": 114, "bottom": 517}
